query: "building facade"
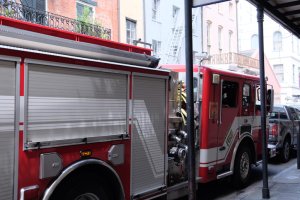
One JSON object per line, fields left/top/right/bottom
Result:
{"left": 202, "top": 0, "right": 238, "bottom": 56}
{"left": 238, "top": 0, "right": 300, "bottom": 104}
{"left": 18, "top": 0, "right": 119, "bottom": 41}
{"left": 143, "top": 0, "right": 202, "bottom": 65}
{"left": 119, "top": 0, "right": 144, "bottom": 45}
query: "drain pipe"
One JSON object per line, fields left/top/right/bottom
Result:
{"left": 257, "top": 4, "right": 270, "bottom": 199}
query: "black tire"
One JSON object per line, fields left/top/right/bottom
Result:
{"left": 280, "top": 138, "right": 290, "bottom": 163}
{"left": 50, "top": 173, "right": 110, "bottom": 200}
{"left": 233, "top": 146, "right": 252, "bottom": 189}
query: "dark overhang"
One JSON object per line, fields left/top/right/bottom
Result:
{"left": 247, "top": 0, "right": 300, "bottom": 38}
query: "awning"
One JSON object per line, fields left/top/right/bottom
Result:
{"left": 247, "top": 0, "right": 300, "bottom": 38}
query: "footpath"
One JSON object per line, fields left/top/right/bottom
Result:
{"left": 228, "top": 163, "right": 300, "bottom": 200}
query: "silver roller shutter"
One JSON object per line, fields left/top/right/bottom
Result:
{"left": 27, "top": 64, "right": 128, "bottom": 148}
{"left": 131, "top": 75, "right": 167, "bottom": 196}
{"left": 0, "top": 60, "right": 15, "bottom": 200}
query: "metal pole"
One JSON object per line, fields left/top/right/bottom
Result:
{"left": 184, "top": 0, "right": 196, "bottom": 199}
{"left": 257, "top": 5, "right": 270, "bottom": 199}
{"left": 298, "top": 122, "right": 300, "bottom": 169}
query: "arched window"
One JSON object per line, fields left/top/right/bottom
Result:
{"left": 273, "top": 31, "right": 282, "bottom": 51}
{"left": 251, "top": 34, "right": 258, "bottom": 49}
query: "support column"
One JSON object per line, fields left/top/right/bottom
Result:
{"left": 298, "top": 122, "right": 300, "bottom": 169}
{"left": 184, "top": 0, "right": 196, "bottom": 199}
{"left": 257, "top": 4, "right": 270, "bottom": 199}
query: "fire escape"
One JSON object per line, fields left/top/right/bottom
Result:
{"left": 163, "top": 10, "right": 198, "bottom": 64}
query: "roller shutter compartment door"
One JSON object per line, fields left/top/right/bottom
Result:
{"left": 131, "top": 75, "right": 167, "bottom": 196}
{"left": 27, "top": 64, "right": 128, "bottom": 147}
{"left": 0, "top": 60, "right": 15, "bottom": 200}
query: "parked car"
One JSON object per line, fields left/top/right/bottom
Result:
{"left": 268, "top": 105, "right": 300, "bottom": 162}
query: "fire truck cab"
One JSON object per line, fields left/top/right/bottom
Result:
{"left": 164, "top": 64, "right": 274, "bottom": 189}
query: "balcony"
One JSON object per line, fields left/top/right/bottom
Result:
{"left": 0, "top": 0, "right": 111, "bottom": 40}
{"left": 204, "top": 52, "right": 259, "bottom": 69}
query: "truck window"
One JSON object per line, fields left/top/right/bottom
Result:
{"left": 269, "top": 107, "right": 287, "bottom": 119}
{"left": 288, "top": 107, "right": 299, "bottom": 120}
{"left": 295, "top": 108, "right": 300, "bottom": 119}
{"left": 222, "top": 81, "right": 238, "bottom": 108}
{"left": 242, "top": 84, "right": 250, "bottom": 108}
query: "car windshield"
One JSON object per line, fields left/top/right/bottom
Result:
{"left": 269, "top": 107, "right": 288, "bottom": 119}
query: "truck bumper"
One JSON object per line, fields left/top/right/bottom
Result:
{"left": 268, "top": 144, "right": 277, "bottom": 158}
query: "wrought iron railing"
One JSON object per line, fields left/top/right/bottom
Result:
{"left": 0, "top": 0, "right": 111, "bottom": 40}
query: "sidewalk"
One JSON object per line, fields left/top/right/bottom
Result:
{"left": 233, "top": 164, "right": 300, "bottom": 200}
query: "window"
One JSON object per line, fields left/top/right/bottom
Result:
{"left": 21, "top": 0, "right": 46, "bottom": 11}
{"left": 21, "top": 0, "right": 46, "bottom": 24}
{"left": 126, "top": 19, "right": 136, "bottom": 44}
{"left": 152, "top": 40, "right": 161, "bottom": 56}
{"left": 172, "top": 6, "right": 179, "bottom": 27}
{"left": 273, "top": 64, "right": 284, "bottom": 82}
{"left": 207, "top": 46, "right": 211, "bottom": 55}
{"left": 288, "top": 107, "right": 299, "bottom": 120}
{"left": 172, "top": 6, "right": 179, "bottom": 19}
{"left": 251, "top": 34, "right": 258, "bottom": 49}
{"left": 152, "top": 0, "right": 160, "bottom": 20}
{"left": 193, "top": 51, "right": 197, "bottom": 64}
{"left": 206, "top": 21, "right": 212, "bottom": 46}
{"left": 218, "top": 26, "right": 223, "bottom": 53}
{"left": 229, "top": 2, "right": 233, "bottom": 19}
{"left": 293, "top": 64, "right": 295, "bottom": 83}
{"left": 243, "top": 84, "right": 250, "bottom": 108}
{"left": 269, "top": 107, "right": 287, "bottom": 119}
{"left": 222, "top": 81, "right": 238, "bottom": 108}
{"left": 273, "top": 31, "right": 282, "bottom": 51}
{"left": 77, "top": 1, "right": 94, "bottom": 23}
{"left": 218, "top": 4, "right": 223, "bottom": 14}
{"left": 229, "top": 31, "right": 233, "bottom": 52}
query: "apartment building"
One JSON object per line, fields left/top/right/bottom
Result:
{"left": 202, "top": 0, "right": 238, "bottom": 56}
{"left": 18, "top": 0, "right": 119, "bottom": 41}
{"left": 238, "top": 0, "right": 300, "bottom": 104}
{"left": 143, "top": 0, "right": 202, "bottom": 64}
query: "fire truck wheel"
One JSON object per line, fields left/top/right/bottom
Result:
{"left": 280, "top": 138, "right": 290, "bottom": 163}
{"left": 233, "top": 146, "right": 252, "bottom": 189}
{"left": 50, "top": 173, "right": 111, "bottom": 200}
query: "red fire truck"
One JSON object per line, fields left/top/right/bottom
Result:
{"left": 0, "top": 15, "right": 273, "bottom": 200}
{"left": 163, "top": 64, "right": 274, "bottom": 189}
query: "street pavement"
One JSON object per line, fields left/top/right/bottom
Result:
{"left": 225, "top": 163, "right": 300, "bottom": 200}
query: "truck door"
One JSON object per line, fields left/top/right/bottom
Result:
{"left": 216, "top": 77, "right": 239, "bottom": 170}
{"left": 0, "top": 60, "right": 16, "bottom": 200}
{"left": 287, "top": 106, "right": 300, "bottom": 146}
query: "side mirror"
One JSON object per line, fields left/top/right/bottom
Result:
{"left": 256, "top": 87, "right": 260, "bottom": 101}
{"left": 266, "top": 88, "right": 274, "bottom": 112}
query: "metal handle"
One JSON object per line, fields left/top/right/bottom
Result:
{"left": 219, "top": 80, "right": 223, "bottom": 125}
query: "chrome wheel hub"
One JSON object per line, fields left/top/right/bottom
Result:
{"left": 74, "top": 193, "right": 100, "bottom": 200}
{"left": 284, "top": 142, "right": 290, "bottom": 160}
{"left": 240, "top": 152, "right": 250, "bottom": 179}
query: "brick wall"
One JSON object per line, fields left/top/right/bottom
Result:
{"left": 47, "top": 0, "right": 119, "bottom": 41}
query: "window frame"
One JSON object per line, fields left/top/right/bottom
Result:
{"left": 126, "top": 18, "right": 137, "bottom": 45}
{"left": 152, "top": 0, "right": 160, "bottom": 21}
{"left": 273, "top": 31, "right": 282, "bottom": 52}
{"left": 76, "top": 0, "right": 95, "bottom": 23}
{"left": 152, "top": 39, "right": 161, "bottom": 56}
{"left": 222, "top": 80, "right": 238, "bottom": 108}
